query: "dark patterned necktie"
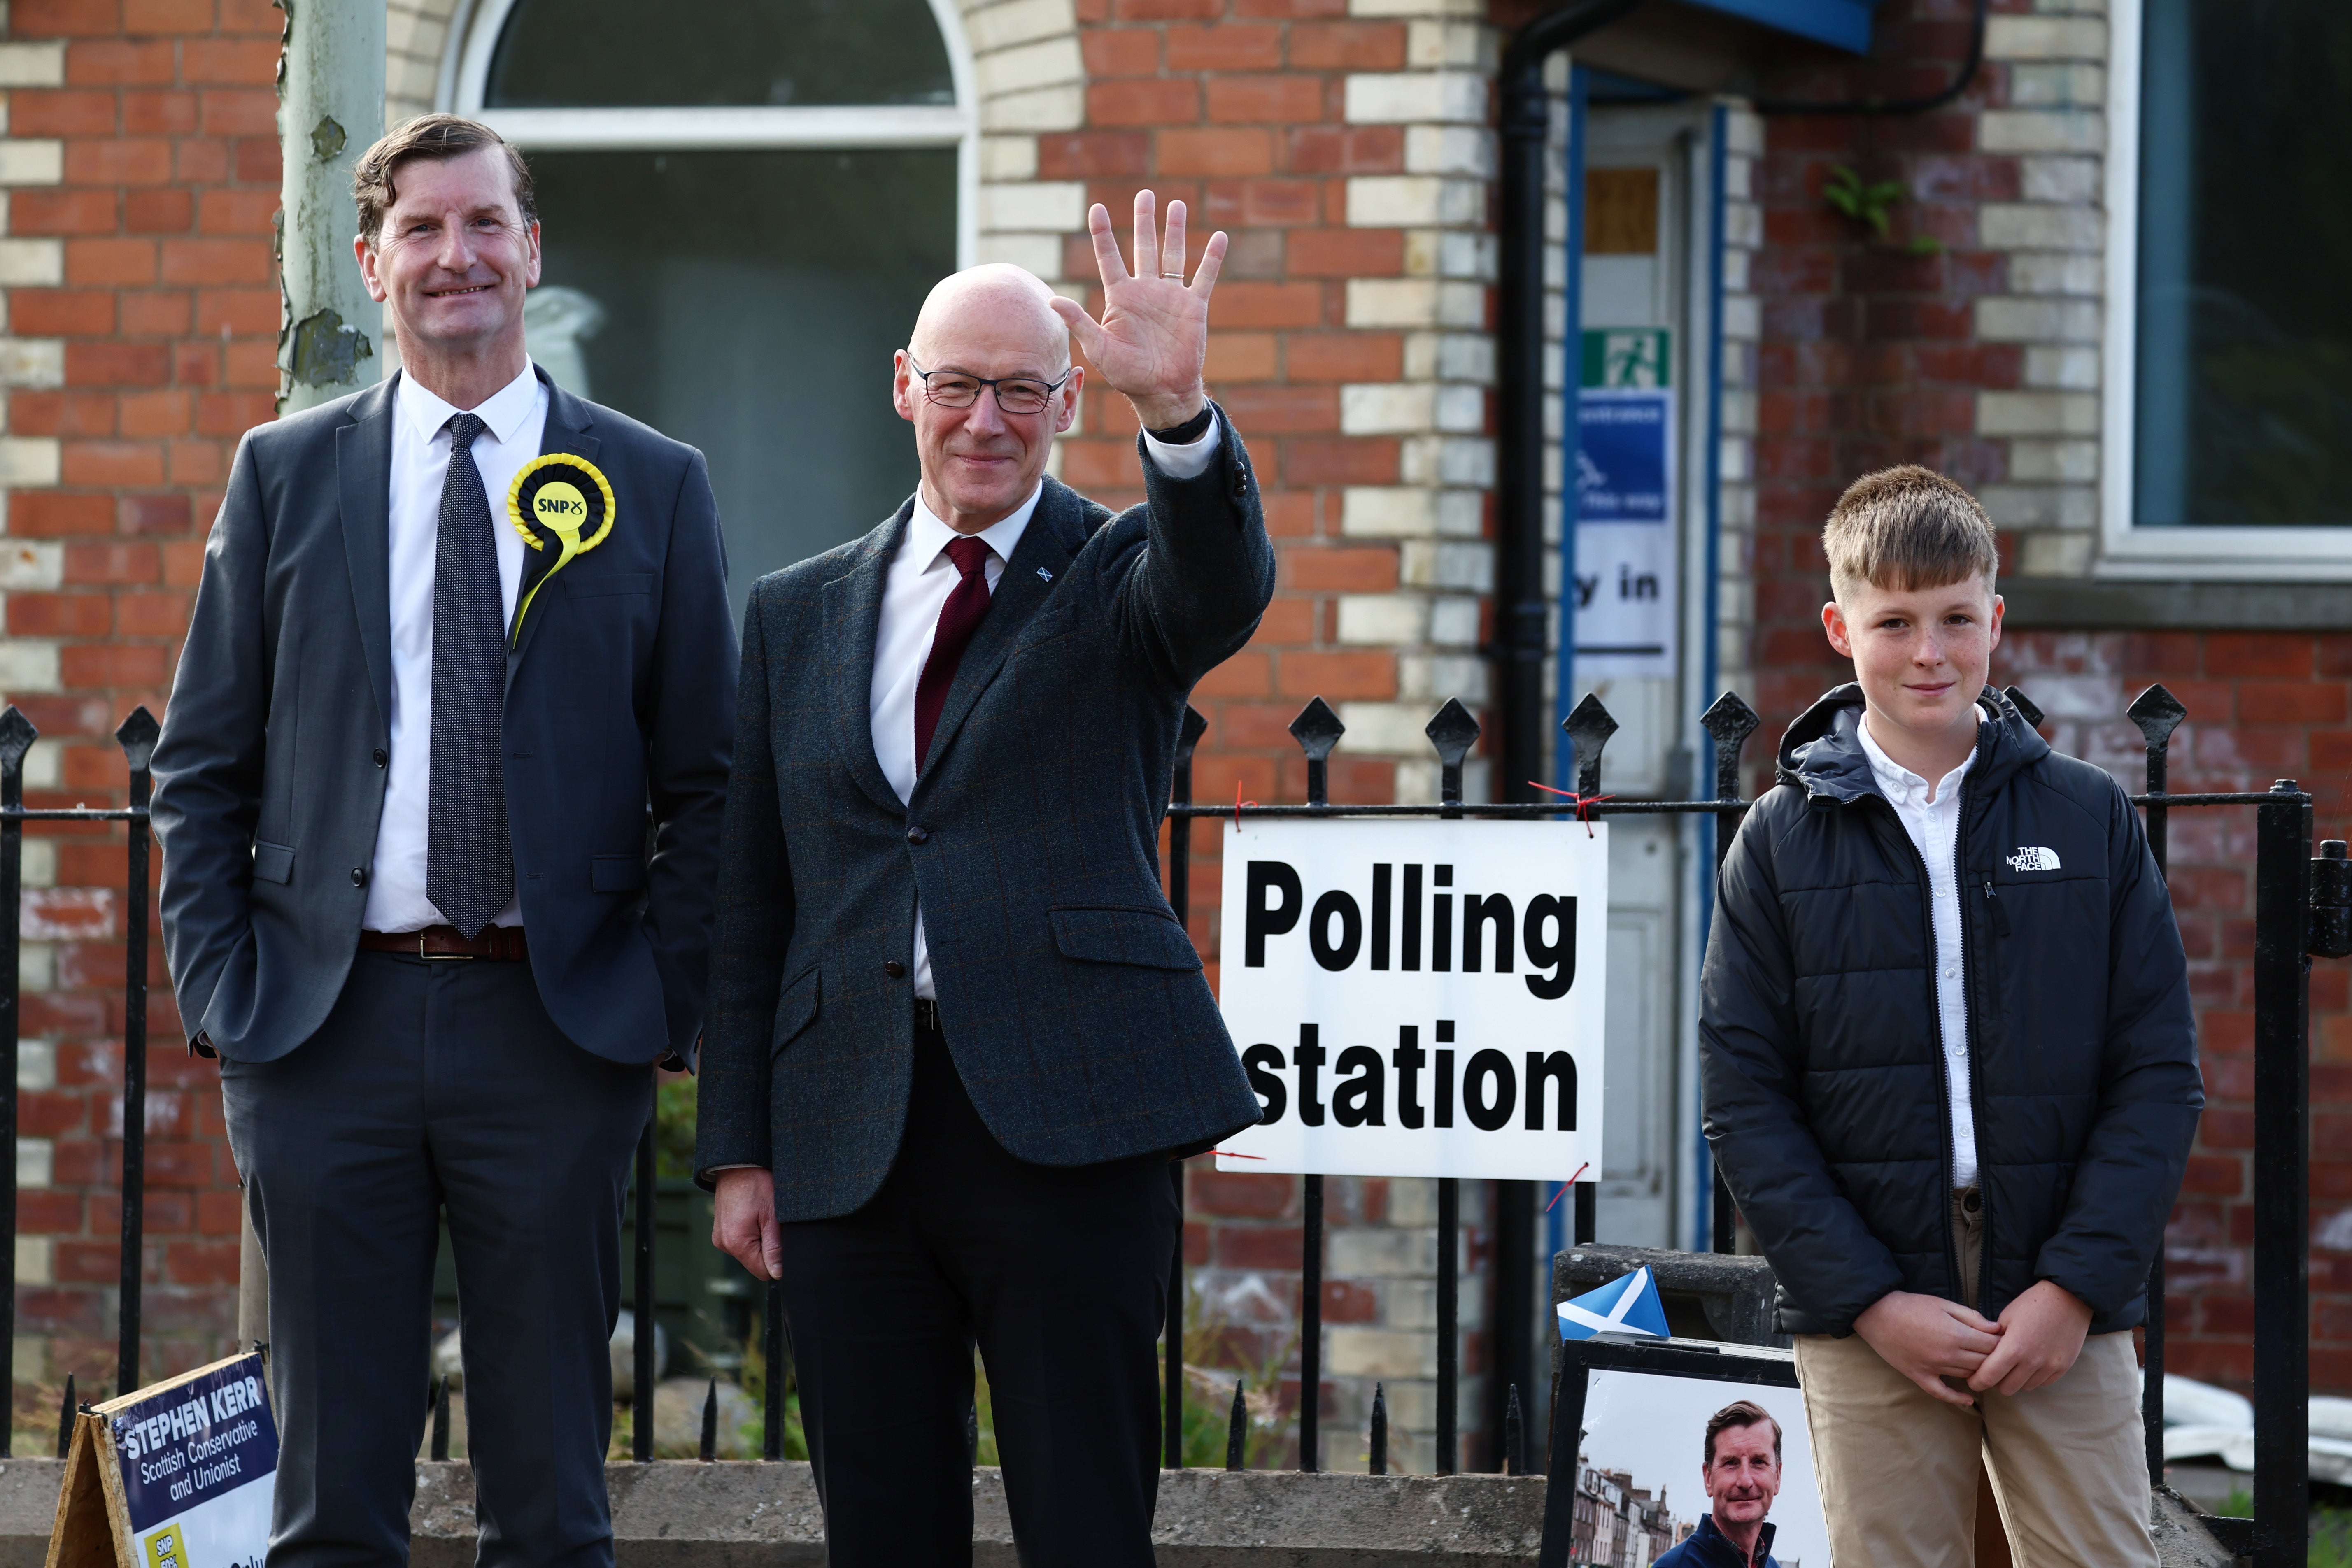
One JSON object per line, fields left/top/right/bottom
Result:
{"left": 426, "top": 412, "right": 514, "bottom": 938}
{"left": 913, "top": 535, "right": 994, "bottom": 775}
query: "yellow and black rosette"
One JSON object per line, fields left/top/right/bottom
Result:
{"left": 506, "top": 453, "right": 617, "bottom": 644}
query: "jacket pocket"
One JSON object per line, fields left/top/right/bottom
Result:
{"left": 770, "top": 965, "right": 820, "bottom": 1059}
{"left": 591, "top": 854, "right": 647, "bottom": 893}
{"left": 565, "top": 570, "right": 657, "bottom": 599}
{"left": 1049, "top": 905, "right": 1202, "bottom": 971}
{"left": 252, "top": 840, "right": 294, "bottom": 885}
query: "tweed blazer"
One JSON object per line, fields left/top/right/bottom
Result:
{"left": 695, "top": 408, "right": 1272, "bottom": 1221}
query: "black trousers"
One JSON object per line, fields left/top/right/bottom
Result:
{"left": 221, "top": 951, "right": 651, "bottom": 1568}
{"left": 774, "top": 1022, "right": 1180, "bottom": 1568}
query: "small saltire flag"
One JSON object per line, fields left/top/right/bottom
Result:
{"left": 1556, "top": 1264, "right": 1671, "bottom": 1342}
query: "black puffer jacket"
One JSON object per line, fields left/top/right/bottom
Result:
{"left": 1700, "top": 684, "right": 2202, "bottom": 1337}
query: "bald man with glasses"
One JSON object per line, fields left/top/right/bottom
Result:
{"left": 694, "top": 195, "right": 1272, "bottom": 1566}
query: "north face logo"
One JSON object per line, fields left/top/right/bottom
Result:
{"left": 2007, "top": 846, "right": 2062, "bottom": 872}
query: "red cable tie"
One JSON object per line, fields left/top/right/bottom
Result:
{"left": 1213, "top": 1149, "right": 1268, "bottom": 1160}
{"left": 1528, "top": 780, "right": 1615, "bottom": 837}
{"left": 1233, "top": 779, "right": 1259, "bottom": 828}
{"left": 1543, "top": 1163, "right": 1593, "bottom": 1212}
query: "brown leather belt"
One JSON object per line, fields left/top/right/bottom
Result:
{"left": 359, "top": 925, "right": 529, "bottom": 961}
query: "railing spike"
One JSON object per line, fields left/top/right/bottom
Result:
{"left": 56, "top": 1373, "right": 75, "bottom": 1459}
{"left": 2127, "top": 682, "right": 2189, "bottom": 753}
{"left": 0, "top": 706, "right": 37, "bottom": 774}
{"left": 1561, "top": 693, "right": 1619, "bottom": 799}
{"left": 1426, "top": 699, "right": 1480, "bottom": 812}
{"left": 2002, "top": 686, "right": 2045, "bottom": 730}
{"left": 1423, "top": 698, "right": 1480, "bottom": 767}
{"left": 1698, "top": 691, "right": 1763, "bottom": 801}
{"left": 1178, "top": 704, "right": 1208, "bottom": 763}
{"left": 114, "top": 705, "right": 160, "bottom": 769}
{"left": 699, "top": 1377, "right": 718, "bottom": 1462}
{"left": 1288, "top": 697, "right": 1344, "bottom": 760}
{"left": 430, "top": 1373, "right": 451, "bottom": 1461}
{"left": 1503, "top": 1382, "right": 1524, "bottom": 1475}
{"left": 1368, "top": 1381, "right": 1388, "bottom": 1475}
{"left": 1290, "top": 697, "right": 1345, "bottom": 808}
{"left": 1226, "top": 1379, "right": 1247, "bottom": 1471}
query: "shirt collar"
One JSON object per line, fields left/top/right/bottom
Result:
{"left": 1858, "top": 707, "right": 1985, "bottom": 805}
{"left": 906, "top": 482, "right": 1043, "bottom": 574}
{"left": 396, "top": 361, "right": 543, "bottom": 449}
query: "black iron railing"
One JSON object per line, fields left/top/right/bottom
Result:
{"left": 1159, "top": 683, "right": 2322, "bottom": 1568}
{"left": 0, "top": 682, "right": 2328, "bottom": 1568}
{"left": 1, "top": 705, "right": 157, "bottom": 1449}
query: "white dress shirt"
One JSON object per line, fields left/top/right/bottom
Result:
{"left": 869, "top": 419, "right": 1222, "bottom": 998}
{"left": 361, "top": 362, "right": 548, "bottom": 933}
{"left": 1857, "top": 708, "right": 1987, "bottom": 1188}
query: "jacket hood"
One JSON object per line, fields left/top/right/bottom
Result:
{"left": 1774, "top": 682, "right": 2050, "bottom": 804}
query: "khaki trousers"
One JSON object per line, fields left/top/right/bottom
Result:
{"left": 1792, "top": 1191, "right": 2156, "bottom": 1568}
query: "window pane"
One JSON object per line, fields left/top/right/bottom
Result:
{"left": 523, "top": 150, "right": 955, "bottom": 621}
{"left": 487, "top": 0, "right": 953, "bottom": 108}
{"left": 2135, "top": 0, "right": 2352, "bottom": 526}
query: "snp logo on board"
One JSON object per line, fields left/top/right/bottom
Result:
{"left": 1216, "top": 819, "right": 1609, "bottom": 1183}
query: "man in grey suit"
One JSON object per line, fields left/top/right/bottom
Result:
{"left": 696, "top": 195, "right": 1269, "bottom": 1565}
{"left": 152, "top": 116, "right": 736, "bottom": 1566}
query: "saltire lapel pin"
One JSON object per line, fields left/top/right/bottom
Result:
{"left": 1036, "top": 566, "right": 1053, "bottom": 582}
{"left": 506, "top": 453, "right": 617, "bottom": 645}
{"left": 1555, "top": 1264, "right": 1671, "bottom": 1342}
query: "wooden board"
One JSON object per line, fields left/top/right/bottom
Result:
{"left": 42, "top": 1354, "right": 273, "bottom": 1568}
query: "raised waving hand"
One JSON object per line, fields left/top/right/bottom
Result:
{"left": 1050, "top": 189, "right": 1227, "bottom": 431}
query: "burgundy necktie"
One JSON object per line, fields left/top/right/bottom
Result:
{"left": 913, "top": 535, "right": 994, "bottom": 774}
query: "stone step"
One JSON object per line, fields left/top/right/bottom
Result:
{"left": 0, "top": 1454, "right": 2240, "bottom": 1566}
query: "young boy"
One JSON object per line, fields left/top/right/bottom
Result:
{"left": 1700, "top": 466, "right": 2202, "bottom": 1565}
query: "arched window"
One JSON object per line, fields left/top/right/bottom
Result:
{"left": 453, "top": 0, "right": 975, "bottom": 615}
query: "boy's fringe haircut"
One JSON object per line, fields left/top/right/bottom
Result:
{"left": 1822, "top": 465, "right": 1998, "bottom": 601}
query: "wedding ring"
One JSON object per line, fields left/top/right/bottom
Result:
{"left": 1161, "top": 270, "right": 1185, "bottom": 279}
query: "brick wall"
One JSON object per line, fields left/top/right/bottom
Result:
{"left": 1048, "top": 0, "right": 1508, "bottom": 1472}
{"left": 0, "top": 0, "right": 2333, "bottom": 1437}
{"left": 0, "top": 0, "right": 278, "bottom": 1408}
{"left": 1743, "top": 0, "right": 2347, "bottom": 1397}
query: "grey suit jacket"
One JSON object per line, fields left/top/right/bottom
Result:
{"left": 152, "top": 370, "right": 738, "bottom": 1065}
{"left": 695, "top": 408, "right": 1272, "bottom": 1220}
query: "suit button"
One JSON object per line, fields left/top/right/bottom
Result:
{"left": 883, "top": 961, "right": 906, "bottom": 979}
{"left": 350, "top": 868, "right": 368, "bottom": 887}
{"left": 371, "top": 748, "right": 388, "bottom": 767}
{"left": 906, "top": 826, "right": 929, "bottom": 844}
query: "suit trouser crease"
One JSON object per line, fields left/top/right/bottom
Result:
{"left": 1793, "top": 1189, "right": 2156, "bottom": 1568}
{"left": 221, "top": 952, "right": 650, "bottom": 1568}
{"left": 773, "top": 1027, "right": 1179, "bottom": 1568}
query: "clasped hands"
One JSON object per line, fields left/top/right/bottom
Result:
{"left": 1852, "top": 1280, "right": 2094, "bottom": 1407}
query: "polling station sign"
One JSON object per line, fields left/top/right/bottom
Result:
{"left": 47, "top": 1352, "right": 276, "bottom": 1568}
{"left": 1216, "top": 819, "right": 1607, "bottom": 1182}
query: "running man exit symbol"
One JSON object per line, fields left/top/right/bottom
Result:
{"left": 1580, "top": 327, "right": 1672, "bottom": 390}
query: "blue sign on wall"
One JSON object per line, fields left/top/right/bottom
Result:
{"left": 1577, "top": 392, "right": 1672, "bottom": 525}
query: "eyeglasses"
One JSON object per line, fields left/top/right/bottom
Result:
{"left": 907, "top": 357, "right": 1071, "bottom": 416}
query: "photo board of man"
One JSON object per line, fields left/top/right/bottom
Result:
{"left": 1653, "top": 1400, "right": 1784, "bottom": 1568}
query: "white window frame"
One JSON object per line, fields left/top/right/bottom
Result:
{"left": 442, "top": 0, "right": 978, "bottom": 270}
{"left": 2101, "top": 0, "right": 2352, "bottom": 578}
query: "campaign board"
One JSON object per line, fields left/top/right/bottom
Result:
{"left": 46, "top": 1352, "right": 276, "bottom": 1568}
{"left": 1216, "top": 818, "right": 1608, "bottom": 1182}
